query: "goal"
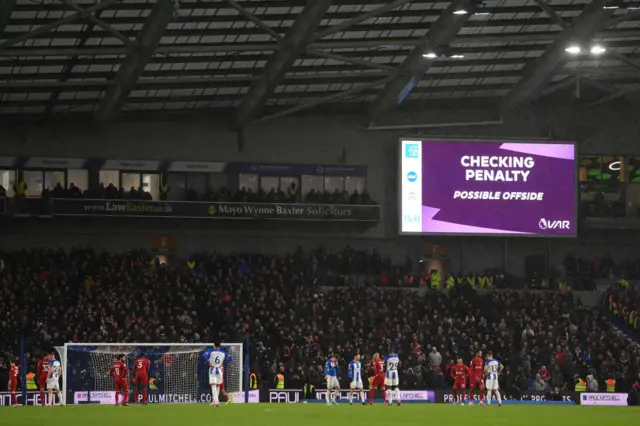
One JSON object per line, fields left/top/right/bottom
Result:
{"left": 57, "top": 343, "right": 243, "bottom": 405}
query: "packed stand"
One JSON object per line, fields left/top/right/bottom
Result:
{"left": 1, "top": 248, "right": 638, "bottom": 396}
{"left": 33, "top": 182, "right": 377, "bottom": 205}
{"left": 606, "top": 284, "right": 640, "bottom": 338}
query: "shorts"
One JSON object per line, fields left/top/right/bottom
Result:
{"left": 384, "top": 372, "right": 400, "bottom": 386}
{"left": 9, "top": 381, "right": 17, "bottom": 392}
{"left": 453, "top": 381, "right": 466, "bottom": 390}
{"left": 39, "top": 377, "right": 48, "bottom": 389}
{"left": 485, "top": 379, "right": 499, "bottom": 390}
{"left": 371, "top": 375, "right": 385, "bottom": 389}
{"left": 47, "top": 378, "right": 59, "bottom": 390}
{"left": 209, "top": 373, "right": 223, "bottom": 385}
{"left": 326, "top": 376, "right": 340, "bottom": 389}
{"left": 135, "top": 375, "right": 148, "bottom": 387}
{"left": 469, "top": 376, "right": 484, "bottom": 389}
{"left": 350, "top": 379, "right": 364, "bottom": 389}
{"left": 115, "top": 379, "right": 128, "bottom": 392}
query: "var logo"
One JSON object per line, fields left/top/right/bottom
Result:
{"left": 407, "top": 171, "right": 418, "bottom": 182}
{"left": 538, "top": 218, "right": 570, "bottom": 230}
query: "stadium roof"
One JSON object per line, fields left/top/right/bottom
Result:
{"left": 1, "top": 0, "right": 640, "bottom": 125}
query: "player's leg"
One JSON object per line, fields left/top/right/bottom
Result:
{"left": 485, "top": 380, "right": 492, "bottom": 406}
{"left": 47, "top": 379, "right": 55, "bottom": 407}
{"left": 114, "top": 382, "right": 121, "bottom": 406}
{"left": 134, "top": 378, "right": 140, "bottom": 404}
{"left": 333, "top": 382, "right": 341, "bottom": 405}
{"left": 358, "top": 381, "right": 365, "bottom": 405}
{"left": 385, "top": 378, "right": 392, "bottom": 405}
{"left": 395, "top": 383, "right": 401, "bottom": 406}
{"left": 220, "top": 382, "right": 231, "bottom": 405}
{"left": 39, "top": 380, "right": 46, "bottom": 406}
{"left": 368, "top": 378, "right": 376, "bottom": 405}
{"left": 209, "top": 373, "right": 216, "bottom": 407}
{"left": 122, "top": 382, "right": 129, "bottom": 406}
{"left": 452, "top": 383, "right": 458, "bottom": 404}
{"left": 478, "top": 380, "right": 486, "bottom": 406}
{"left": 460, "top": 384, "right": 466, "bottom": 405}
{"left": 349, "top": 383, "right": 354, "bottom": 405}
{"left": 494, "top": 386, "right": 502, "bottom": 406}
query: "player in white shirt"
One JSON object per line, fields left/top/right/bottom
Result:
{"left": 384, "top": 352, "right": 401, "bottom": 406}
{"left": 47, "top": 351, "right": 64, "bottom": 406}
{"left": 204, "top": 343, "right": 231, "bottom": 407}
{"left": 348, "top": 355, "right": 365, "bottom": 405}
{"left": 484, "top": 351, "right": 503, "bottom": 406}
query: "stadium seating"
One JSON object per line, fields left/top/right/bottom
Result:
{"left": 1, "top": 248, "right": 639, "bottom": 395}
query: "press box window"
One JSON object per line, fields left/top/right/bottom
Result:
{"left": 99, "top": 170, "right": 119, "bottom": 188}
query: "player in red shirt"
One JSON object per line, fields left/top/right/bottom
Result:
{"left": 451, "top": 356, "right": 469, "bottom": 405}
{"left": 368, "top": 353, "right": 386, "bottom": 405}
{"left": 37, "top": 353, "right": 50, "bottom": 406}
{"left": 219, "top": 366, "right": 232, "bottom": 405}
{"left": 468, "top": 350, "right": 486, "bottom": 406}
{"left": 109, "top": 354, "right": 129, "bottom": 406}
{"left": 8, "top": 359, "right": 19, "bottom": 406}
{"left": 133, "top": 353, "right": 150, "bottom": 405}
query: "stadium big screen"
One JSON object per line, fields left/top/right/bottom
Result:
{"left": 399, "top": 139, "right": 577, "bottom": 236}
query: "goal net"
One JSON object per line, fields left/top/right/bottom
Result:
{"left": 59, "top": 343, "right": 243, "bottom": 405}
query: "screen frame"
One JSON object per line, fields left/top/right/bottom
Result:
{"left": 397, "top": 137, "right": 578, "bottom": 238}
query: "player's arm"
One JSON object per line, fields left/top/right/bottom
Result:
{"left": 223, "top": 352, "right": 233, "bottom": 365}
{"left": 348, "top": 362, "right": 353, "bottom": 379}
{"left": 324, "top": 362, "right": 330, "bottom": 378}
{"left": 498, "top": 364, "right": 504, "bottom": 374}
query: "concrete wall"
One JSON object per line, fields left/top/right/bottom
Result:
{"left": 1, "top": 100, "right": 640, "bottom": 274}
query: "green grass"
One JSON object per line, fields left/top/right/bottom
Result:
{"left": 1, "top": 404, "right": 639, "bottom": 426}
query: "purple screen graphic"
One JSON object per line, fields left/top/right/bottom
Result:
{"left": 417, "top": 141, "right": 576, "bottom": 235}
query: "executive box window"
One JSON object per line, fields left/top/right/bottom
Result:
{"left": 67, "top": 169, "right": 88, "bottom": 191}
{"left": 239, "top": 173, "right": 258, "bottom": 192}
{"left": 99, "top": 170, "right": 119, "bottom": 188}
{"left": 0, "top": 169, "right": 16, "bottom": 197}
{"left": 121, "top": 173, "right": 159, "bottom": 200}
{"left": 301, "top": 175, "right": 323, "bottom": 196}
{"left": 345, "top": 176, "right": 366, "bottom": 195}
{"left": 22, "top": 169, "right": 88, "bottom": 197}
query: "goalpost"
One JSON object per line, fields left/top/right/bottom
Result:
{"left": 56, "top": 343, "right": 243, "bottom": 405}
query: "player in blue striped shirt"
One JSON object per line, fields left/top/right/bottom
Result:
{"left": 324, "top": 354, "right": 340, "bottom": 406}
{"left": 484, "top": 351, "right": 503, "bottom": 406}
{"left": 348, "top": 355, "right": 366, "bottom": 405}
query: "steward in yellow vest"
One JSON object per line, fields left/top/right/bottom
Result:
{"left": 159, "top": 176, "right": 169, "bottom": 201}
{"left": 606, "top": 378, "right": 616, "bottom": 392}
{"left": 249, "top": 373, "right": 258, "bottom": 389}
{"left": 575, "top": 378, "right": 586, "bottom": 392}
{"left": 275, "top": 373, "right": 285, "bottom": 389}
{"left": 445, "top": 276, "right": 455, "bottom": 290}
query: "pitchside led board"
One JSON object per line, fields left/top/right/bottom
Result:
{"left": 399, "top": 139, "right": 577, "bottom": 237}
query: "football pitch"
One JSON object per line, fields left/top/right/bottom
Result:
{"left": 2, "top": 404, "right": 639, "bottom": 426}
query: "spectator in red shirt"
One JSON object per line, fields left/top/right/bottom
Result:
{"left": 554, "top": 345, "right": 566, "bottom": 365}
{"left": 539, "top": 365, "right": 550, "bottom": 384}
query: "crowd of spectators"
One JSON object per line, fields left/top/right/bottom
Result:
{"left": 1, "top": 181, "right": 377, "bottom": 205}
{"left": 1, "top": 247, "right": 639, "bottom": 397}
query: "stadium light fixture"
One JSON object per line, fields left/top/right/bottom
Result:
{"left": 590, "top": 45, "right": 607, "bottom": 55}
{"left": 450, "top": 54, "right": 465, "bottom": 59}
{"left": 565, "top": 45, "right": 582, "bottom": 55}
{"left": 423, "top": 52, "right": 438, "bottom": 59}
{"left": 453, "top": 8, "right": 469, "bottom": 15}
